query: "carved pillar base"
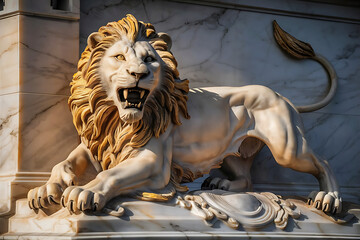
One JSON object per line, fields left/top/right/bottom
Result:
{"left": 4, "top": 193, "right": 360, "bottom": 239}
{"left": 0, "top": 173, "right": 49, "bottom": 233}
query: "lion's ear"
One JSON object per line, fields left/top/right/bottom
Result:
{"left": 158, "top": 32, "right": 172, "bottom": 51}
{"left": 87, "top": 32, "right": 103, "bottom": 50}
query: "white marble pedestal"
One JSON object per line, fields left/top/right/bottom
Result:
{"left": 3, "top": 196, "right": 360, "bottom": 239}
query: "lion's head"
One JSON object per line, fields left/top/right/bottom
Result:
{"left": 68, "top": 15, "right": 189, "bottom": 186}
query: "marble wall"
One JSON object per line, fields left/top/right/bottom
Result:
{"left": 0, "top": 0, "right": 80, "bottom": 226}
{"left": 79, "top": 0, "right": 360, "bottom": 202}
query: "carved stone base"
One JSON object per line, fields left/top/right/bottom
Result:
{"left": 3, "top": 192, "right": 360, "bottom": 239}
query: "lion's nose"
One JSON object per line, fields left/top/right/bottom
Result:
{"left": 127, "top": 70, "right": 149, "bottom": 80}
{"left": 133, "top": 71, "right": 148, "bottom": 80}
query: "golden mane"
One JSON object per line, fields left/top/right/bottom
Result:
{"left": 68, "top": 14, "right": 189, "bottom": 192}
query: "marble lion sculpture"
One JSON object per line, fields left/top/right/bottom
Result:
{"left": 28, "top": 15, "right": 341, "bottom": 215}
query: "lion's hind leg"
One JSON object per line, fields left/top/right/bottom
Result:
{"left": 248, "top": 95, "right": 341, "bottom": 214}
{"left": 201, "top": 154, "right": 254, "bottom": 192}
{"left": 202, "top": 137, "right": 264, "bottom": 192}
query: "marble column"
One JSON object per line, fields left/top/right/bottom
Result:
{"left": 0, "top": 0, "right": 79, "bottom": 233}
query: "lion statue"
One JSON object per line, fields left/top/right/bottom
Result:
{"left": 28, "top": 15, "right": 341, "bottom": 215}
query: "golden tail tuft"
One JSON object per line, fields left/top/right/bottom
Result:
{"left": 273, "top": 20, "right": 315, "bottom": 59}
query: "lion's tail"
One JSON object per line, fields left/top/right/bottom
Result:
{"left": 273, "top": 20, "right": 337, "bottom": 113}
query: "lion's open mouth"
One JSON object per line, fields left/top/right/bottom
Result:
{"left": 118, "top": 87, "right": 150, "bottom": 110}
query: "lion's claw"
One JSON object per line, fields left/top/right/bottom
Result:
{"left": 307, "top": 190, "right": 317, "bottom": 206}
{"left": 322, "top": 203, "right": 329, "bottom": 212}
{"left": 27, "top": 160, "right": 77, "bottom": 211}
{"left": 61, "top": 186, "right": 106, "bottom": 214}
{"left": 28, "top": 186, "right": 55, "bottom": 210}
{"left": 69, "top": 200, "right": 75, "bottom": 214}
{"left": 61, "top": 195, "right": 66, "bottom": 208}
{"left": 202, "top": 177, "right": 231, "bottom": 191}
{"left": 307, "top": 191, "right": 342, "bottom": 215}
{"left": 48, "top": 195, "right": 57, "bottom": 204}
{"left": 93, "top": 203, "right": 98, "bottom": 212}
{"left": 37, "top": 197, "right": 44, "bottom": 209}
{"left": 334, "top": 197, "right": 342, "bottom": 213}
{"left": 209, "top": 178, "right": 222, "bottom": 189}
{"left": 29, "top": 198, "right": 35, "bottom": 210}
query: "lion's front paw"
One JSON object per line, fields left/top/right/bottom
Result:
{"left": 27, "top": 183, "right": 63, "bottom": 209}
{"left": 61, "top": 186, "right": 106, "bottom": 214}
{"left": 307, "top": 191, "right": 342, "bottom": 214}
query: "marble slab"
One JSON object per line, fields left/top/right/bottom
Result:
{"left": 4, "top": 198, "right": 360, "bottom": 239}
{"left": 18, "top": 93, "right": 79, "bottom": 172}
{"left": 0, "top": 92, "right": 78, "bottom": 220}
{"left": 0, "top": 0, "right": 81, "bottom": 230}
{"left": 20, "top": 15, "right": 79, "bottom": 95}
{"left": 0, "top": 93, "right": 78, "bottom": 173}
{"left": 0, "top": 93, "right": 19, "bottom": 174}
{"left": 0, "top": 16, "right": 19, "bottom": 95}
{"left": 0, "top": 93, "right": 19, "bottom": 218}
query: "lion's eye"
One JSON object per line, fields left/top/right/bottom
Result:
{"left": 115, "top": 54, "right": 126, "bottom": 61}
{"left": 144, "top": 56, "right": 155, "bottom": 63}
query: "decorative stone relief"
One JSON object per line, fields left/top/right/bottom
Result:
{"left": 176, "top": 190, "right": 356, "bottom": 231}
{"left": 176, "top": 191, "right": 302, "bottom": 230}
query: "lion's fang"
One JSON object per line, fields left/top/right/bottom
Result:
{"left": 123, "top": 89, "right": 128, "bottom": 99}
{"left": 125, "top": 100, "right": 129, "bottom": 106}
{"left": 140, "top": 90, "right": 145, "bottom": 99}
{"left": 137, "top": 102, "right": 141, "bottom": 108}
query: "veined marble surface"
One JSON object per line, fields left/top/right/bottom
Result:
{"left": 0, "top": 4, "right": 80, "bottom": 220}
{"left": 0, "top": 94, "right": 19, "bottom": 175}
{"left": 20, "top": 15, "right": 79, "bottom": 95}
{"left": 18, "top": 93, "right": 78, "bottom": 172}
{"left": 0, "top": 16, "right": 19, "bottom": 95}
{"left": 5, "top": 198, "right": 360, "bottom": 239}
{"left": 169, "top": 0, "right": 360, "bottom": 23}
{"left": 79, "top": 0, "right": 360, "bottom": 203}
{"left": 80, "top": 0, "right": 360, "bottom": 116}
{"left": 0, "top": 93, "right": 78, "bottom": 215}
{"left": 0, "top": 13, "right": 80, "bottom": 174}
